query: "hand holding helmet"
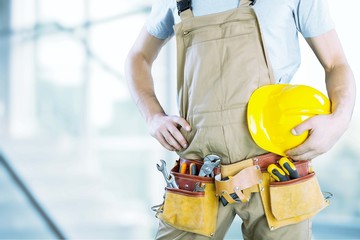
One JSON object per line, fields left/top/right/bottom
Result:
{"left": 247, "top": 84, "right": 331, "bottom": 157}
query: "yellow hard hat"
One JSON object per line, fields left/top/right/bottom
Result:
{"left": 247, "top": 84, "right": 331, "bottom": 156}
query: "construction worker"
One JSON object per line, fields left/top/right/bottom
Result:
{"left": 125, "top": 0, "right": 356, "bottom": 239}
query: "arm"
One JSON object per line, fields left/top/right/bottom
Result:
{"left": 125, "top": 26, "right": 191, "bottom": 151}
{"left": 286, "top": 29, "right": 356, "bottom": 160}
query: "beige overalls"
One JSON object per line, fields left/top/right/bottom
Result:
{"left": 156, "top": 0, "right": 311, "bottom": 239}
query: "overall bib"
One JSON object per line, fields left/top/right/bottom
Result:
{"left": 175, "top": 0, "right": 270, "bottom": 164}
{"left": 156, "top": 1, "right": 311, "bottom": 239}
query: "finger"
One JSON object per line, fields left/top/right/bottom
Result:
{"left": 286, "top": 149, "right": 308, "bottom": 160}
{"left": 286, "top": 140, "right": 317, "bottom": 160}
{"left": 291, "top": 118, "right": 313, "bottom": 136}
{"left": 162, "top": 130, "right": 182, "bottom": 151}
{"left": 171, "top": 116, "right": 191, "bottom": 132}
{"left": 155, "top": 132, "right": 176, "bottom": 151}
{"left": 286, "top": 149, "right": 310, "bottom": 160}
{"left": 288, "top": 151, "right": 319, "bottom": 161}
{"left": 168, "top": 125, "right": 188, "bottom": 149}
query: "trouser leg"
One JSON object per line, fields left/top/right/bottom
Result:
{"left": 237, "top": 193, "right": 312, "bottom": 240}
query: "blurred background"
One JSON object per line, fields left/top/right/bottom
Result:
{"left": 0, "top": 0, "right": 359, "bottom": 239}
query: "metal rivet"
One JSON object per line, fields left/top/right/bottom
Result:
{"left": 260, "top": 187, "right": 264, "bottom": 191}
{"left": 235, "top": 186, "right": 239, "bottom": 190}
{"left": 185, "top": 184, "right": 189, "bottom": 189}
{"left": 210, "top": 233, "right": 214, "bottom": 237}
{"left": 270, "top": 226, "right": 274, "bottom": 230}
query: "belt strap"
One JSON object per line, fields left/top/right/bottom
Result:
{"left": 179, "top": 153, "right": 282, "bottom": 203}
{"left": 221, "top": 152, "right": 281, "bottom": 177}
{"left": 215, "top": 153, "right": 281, "bottom": 203}
{"left": 215, "top": 165, "right": 262, "bottom": 202}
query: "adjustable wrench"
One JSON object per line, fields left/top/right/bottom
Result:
{"left": 156, "top": 159, "right": 179, "bottom": 188}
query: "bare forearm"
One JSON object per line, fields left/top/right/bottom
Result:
{"left": 125, "top": 27, "right": 167, "bottom": 124}
{"left": 287, "top": 30, "right": 356, "bottom": 160}
{"left": 125, "top": 52, "right": 165, "bottom": 124}
{"left": 306, "top": 29, "right": 356, "bottom": 130}
{"left": 325, "top": 62, "right": 356, "bottom": 129}
{"left": 125, "top": 27, "right": 190, "bottom": 151}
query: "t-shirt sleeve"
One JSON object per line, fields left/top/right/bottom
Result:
{"left": 294, "top": 0, "right": 335, "bottom": 38}
{"left": 146, "top": 0, "right": 176, "bottom": 39}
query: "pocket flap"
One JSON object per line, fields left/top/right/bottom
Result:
{"left": 269, "top": 173, "right": 328, "bottom": 220}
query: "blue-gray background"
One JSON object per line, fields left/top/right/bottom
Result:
{"left": 0, "top": 0, "right": 359, "bottom": 239}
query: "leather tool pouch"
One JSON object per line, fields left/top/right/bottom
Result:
{"left": 154, "top": 159, "right": 219, "bottom": 237}
{"left": 258, "top": 160, "right": 330, "bottom": 230}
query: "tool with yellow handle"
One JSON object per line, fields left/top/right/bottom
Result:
{"left": 279, "top": 157, "right": 299, "bottom": 179}
{"left": 267, "top": 164, "right": 289, "bottom": 182}
{"left": 179, "top": 163, "right": 187, "bottom": 174}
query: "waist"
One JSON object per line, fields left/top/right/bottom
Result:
{"left": 181, "top": 152, "right": 281, "bottom": 173}
{"left": 186, "top": 105, "right": 247, "bottom": 128}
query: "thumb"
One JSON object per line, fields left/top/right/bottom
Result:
{"left": 291, "top": 119, "right": 312, "bottom": 136}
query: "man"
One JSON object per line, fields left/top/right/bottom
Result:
{"left": 125, "top": 0, "right": 355, "bottom": 239}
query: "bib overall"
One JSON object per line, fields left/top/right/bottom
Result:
{"left": 156, "top": 1, "right": 311, "bottom": 239}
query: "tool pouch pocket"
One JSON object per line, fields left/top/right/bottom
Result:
{"left": 156, "top": 159, "right": 219, "bottom": 237}
{"left": 259, "top": 161, "right": 330, "bottom": 230}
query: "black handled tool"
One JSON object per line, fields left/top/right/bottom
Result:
{"left": 267, "top": 164, "right": 289, "bottom": 182}
{"left": 220, "top": 192, "right": 238, "bottom": 207}
{"left": 279, "top": 157, "right": 299, "bottom": 179}
{"left": 219, "top": 176, "right": 238, "bottom": 207}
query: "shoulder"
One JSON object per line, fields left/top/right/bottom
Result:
{"left": 151, "top": 0, "right": 176, "bottom": 14}
{"left": 146, "top": 0, "right": 177, "bottom": 39}
{"left": 292, "top": 0, "right": 334, "bottom": 37}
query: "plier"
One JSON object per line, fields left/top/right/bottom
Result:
{"left": 198, "top": 154, "right": 221, "bottom": 177}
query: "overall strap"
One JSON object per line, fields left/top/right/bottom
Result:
{"left": 239, "top": 0, "right": 256, "bottom": 7}
{"left": 176, "top": 0, "right": 256, "bottom": 21}
{"left": 176, "top": 0, "right": 193, "bottom": 20}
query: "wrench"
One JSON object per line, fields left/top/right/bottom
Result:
{"left": 167, "top": 173, "right": 178, "bottom": 189}
{"left": 199, "top": 154, "right": 221, "bottom": 177}
{"left": 193, "top": 182, "right": 206, "bottom": 192}
{"left": 156, "top": 159, "right": 179, "bottom": 188}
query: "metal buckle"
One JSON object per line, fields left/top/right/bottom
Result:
{"left": 177, "top": 0, "right": 192, "bottom": 15}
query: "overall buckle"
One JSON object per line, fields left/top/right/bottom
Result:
{"left": 177, "top": 0, "right": 192, "bottom": 16}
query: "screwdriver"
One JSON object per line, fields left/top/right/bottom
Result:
{"left": 179, "top": 163, "right": 187, "bottom": 174}
{"left": 279, "top": 157, "right": 299, "bottom": 179}
{"left": 190, "top": 163, "right": 197, "bottom": 175}
{"left": 267, "top": 164, "right": 289, "bottom": 182}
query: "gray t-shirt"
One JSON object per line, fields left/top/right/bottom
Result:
{"left": 146, "top": 0, "right": 334, "bottom": 83}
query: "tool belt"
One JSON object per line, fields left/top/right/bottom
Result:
{"left": 153, "top": 153, "right": 330, "bottom": 236}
